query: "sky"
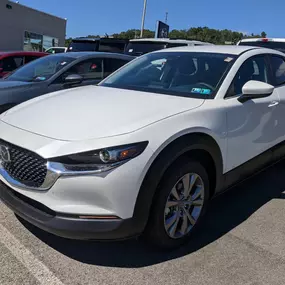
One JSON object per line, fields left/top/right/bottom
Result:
{"left": 17, "top": 0, "right": 285, "bottom": 38}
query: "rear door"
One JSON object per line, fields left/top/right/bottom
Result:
{"left": 268, "top": 54, "right": 285, "bottom": 159}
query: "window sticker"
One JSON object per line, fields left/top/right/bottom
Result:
{"left": 200, "top": 88, "right": 212, "bottom": 95}
{"left": 191, "top": 88, "right": 212, "bottom": 95}
{"left": 35, "top": 76, "right": 46, "bottom": 81}
{"left": 191, "top": 88, "right": 202, "bottom": 94}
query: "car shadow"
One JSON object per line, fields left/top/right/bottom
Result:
{"left": 18, "top": 163, "right": 285, "bottom": 268}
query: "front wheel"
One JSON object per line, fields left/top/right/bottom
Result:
{"left": 144, "top": 159, "right": 210, "bottom": 249}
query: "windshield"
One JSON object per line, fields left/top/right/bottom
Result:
{"left": 100, "top": 52, "right": 236, "bottom": 98}
{"left": 5, "top": 55, "right": 76, "bottom": 82}
{"left": 67, "top": 41, "right": 99, "bottom": 52}
{"left": 239, "top": 41, "right": 285, "bottom": 53}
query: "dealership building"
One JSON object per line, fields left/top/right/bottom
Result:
{"left": 0, "top": 0, "right": 66, "bottom": 51}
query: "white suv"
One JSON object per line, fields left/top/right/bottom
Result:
{"left": 1, "top": 45, "right": 285, "bottom": 249}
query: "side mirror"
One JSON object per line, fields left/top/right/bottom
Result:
{"left": 238, "top": 80, "right": 274, "bottom": 103}
{"left": 64, "top": 74, "right": 83, "bottom": 85}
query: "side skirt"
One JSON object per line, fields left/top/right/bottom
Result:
{"left": 216, "top": 141, "right": 285, "bottom": 196}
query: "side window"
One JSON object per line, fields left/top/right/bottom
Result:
{"left": 25, "top": 56, "right": 39, "bottom": 64}
{"left": 54, "top": 49, "right": 65, "bottom": 54}
{"left": 270, "top": 56, "right": 285, "bottom": 86}
{"left": 61, "top": 59, "right": 103, "bottom": 81}
{"left": 103, "top": 58, "right": 128, "bottom": 78}
{"left": 47, "top": 49, "right": 55, "bottom": 54}
{"left": 14, "top": 57, "right": 24, "bottom": 67}
{"left": 2, "top": 56, "right": 24, "bottom": 72}
{"left": 227, "top": 56, "right": 269, "bottom": 97}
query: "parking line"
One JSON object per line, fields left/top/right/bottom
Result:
{"left": 0, "top": 224, "right": 65, "bottom": 285}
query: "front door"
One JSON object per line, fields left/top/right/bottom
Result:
{"left": 224, "top": 55, "right": 281, "bottom": 172}
{"left": 47, "top": 58, "right": 104, "bottom": 93}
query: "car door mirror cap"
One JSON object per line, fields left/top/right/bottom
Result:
{"left": 64, "top": 74, "right": 83, "bottom": 85}
{"left": 238, "top": 80, "right": 274, "bottom": 103}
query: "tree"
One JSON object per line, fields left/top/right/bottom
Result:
{"left": 261, "top": 31, "right": 267, "bottom": 38}
{"left": 65, "top": 37, "right": 72, "bottom": 47}
{"left": 65, "top": 28, "right": 267, "bottom": 45}
{"left": 86, "top": 35, "right": 101, "bottom": 38}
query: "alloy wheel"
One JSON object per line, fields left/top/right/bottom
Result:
{"left": 164, "top": 173, "right": 205, "bottom": 239}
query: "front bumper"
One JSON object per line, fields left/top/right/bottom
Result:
{"left": 0, "top": 182, "right": 141, "bottom": 240}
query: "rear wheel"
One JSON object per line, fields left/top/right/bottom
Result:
{"left": 144, "top": 158, "right": 210, "bottom": 249}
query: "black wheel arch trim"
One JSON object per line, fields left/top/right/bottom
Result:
{"left": 132, "top": 132, "right": 224, "bottom": 234}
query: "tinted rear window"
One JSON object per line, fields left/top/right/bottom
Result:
{"left": 98, "top": 42, "right": 126, "bottom": 53}
{"left": 67, "top": 41, "right": 99, "bottom": 52}
{"left": 125, "top": 42, "right": 168, "bottom": 56}
{"left": 125, "top": 41, "right": 189, "bottom": 56}
{"left": 239, "top": 41, "right": 285, "bottom": 53}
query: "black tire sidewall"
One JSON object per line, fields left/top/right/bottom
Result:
{"left": 144, "top": 158, "right": 210, "bottom": 249}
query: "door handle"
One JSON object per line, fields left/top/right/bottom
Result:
{"left": 268, "top": 101, "right": 279, "bottom": 108}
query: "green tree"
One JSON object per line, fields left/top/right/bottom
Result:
{"left": 261, "top": 31, "right": 267, "bottom": 38}
{"left": 65, "top": 37, "right": 72, "bottom": 47}
{"left": 66, "top": 27, "right": 267, "bottom": 45}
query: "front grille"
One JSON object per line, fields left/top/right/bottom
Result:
{"left": 0, "top": 140, "right": 47, "bottom": 188}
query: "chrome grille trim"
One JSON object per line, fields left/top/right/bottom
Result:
{"left": 0, "top": 140, "right": 49, "bottom": 189}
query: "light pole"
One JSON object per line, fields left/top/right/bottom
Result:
{"left": 140, "top": 0, "right": 147, "bottom": 38}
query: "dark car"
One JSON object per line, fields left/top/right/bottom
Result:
{"left": 124, "top": 38, "right": 213, "bottom": 56}
{"left": 237, "top": 38, "right": 285, "bottom": 53}
{"left": 0, "top": 51, "right": 48, "bottom": 78}
{"left": 67, "top": 37, "right": 128, "bottom": 54}
{"left": 0, "top": 52, "right": 134, "bottom": 114}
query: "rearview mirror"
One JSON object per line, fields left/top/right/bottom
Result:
{"left": 64, "top": 74, "right": 83, "bottom": 85}
{"left": 238, "top": 80, "right": 274, "bottom": 103}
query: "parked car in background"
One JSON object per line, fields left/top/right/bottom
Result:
{"left": 0, "top": 52, "right": 134, "bottom": 113}
{"left": 45, "top": 47, "right": 67, "bottom": 54}
{"left": 67, "top": 37, "right": 128, "bottom": 54}
{"left": 124, "top": 38, "right": 214, "bottom": 56}
{"left": 237, "top": 38, "right": 285, "bottom": 53}
{"left": 0, "top": 51, "right": 47, "bottom": 78}
{"left": 2, "top": 45, "right": 285, "bottom": 249}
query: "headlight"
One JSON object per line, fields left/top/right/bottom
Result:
{"left": 49, "top": 141, "right": 148, "bottom": 173}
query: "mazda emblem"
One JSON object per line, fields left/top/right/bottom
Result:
{"left": 0, "top": 145, "right": 11, "bottom": 163}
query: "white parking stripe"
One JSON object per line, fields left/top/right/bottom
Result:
{"left": 0, "top": 224, "right": 65, "bottom": 285}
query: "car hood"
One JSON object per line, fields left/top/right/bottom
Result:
{"left": 1, "top": 85, "right": 204, "bottom": 141}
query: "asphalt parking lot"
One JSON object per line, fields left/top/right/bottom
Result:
{"left": 1, "top": 163, "right": 285, "bottom": 285}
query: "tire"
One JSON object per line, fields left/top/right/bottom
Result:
{"left": 143, "top": 157, "right": 210, "bottom": 249}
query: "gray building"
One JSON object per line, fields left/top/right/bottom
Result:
{"left": 0, "top": 0, "right": 67, "bottom": 51}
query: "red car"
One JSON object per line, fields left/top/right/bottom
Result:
{"left": 0, "top": 51, "right": 48, "bottom": 78}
